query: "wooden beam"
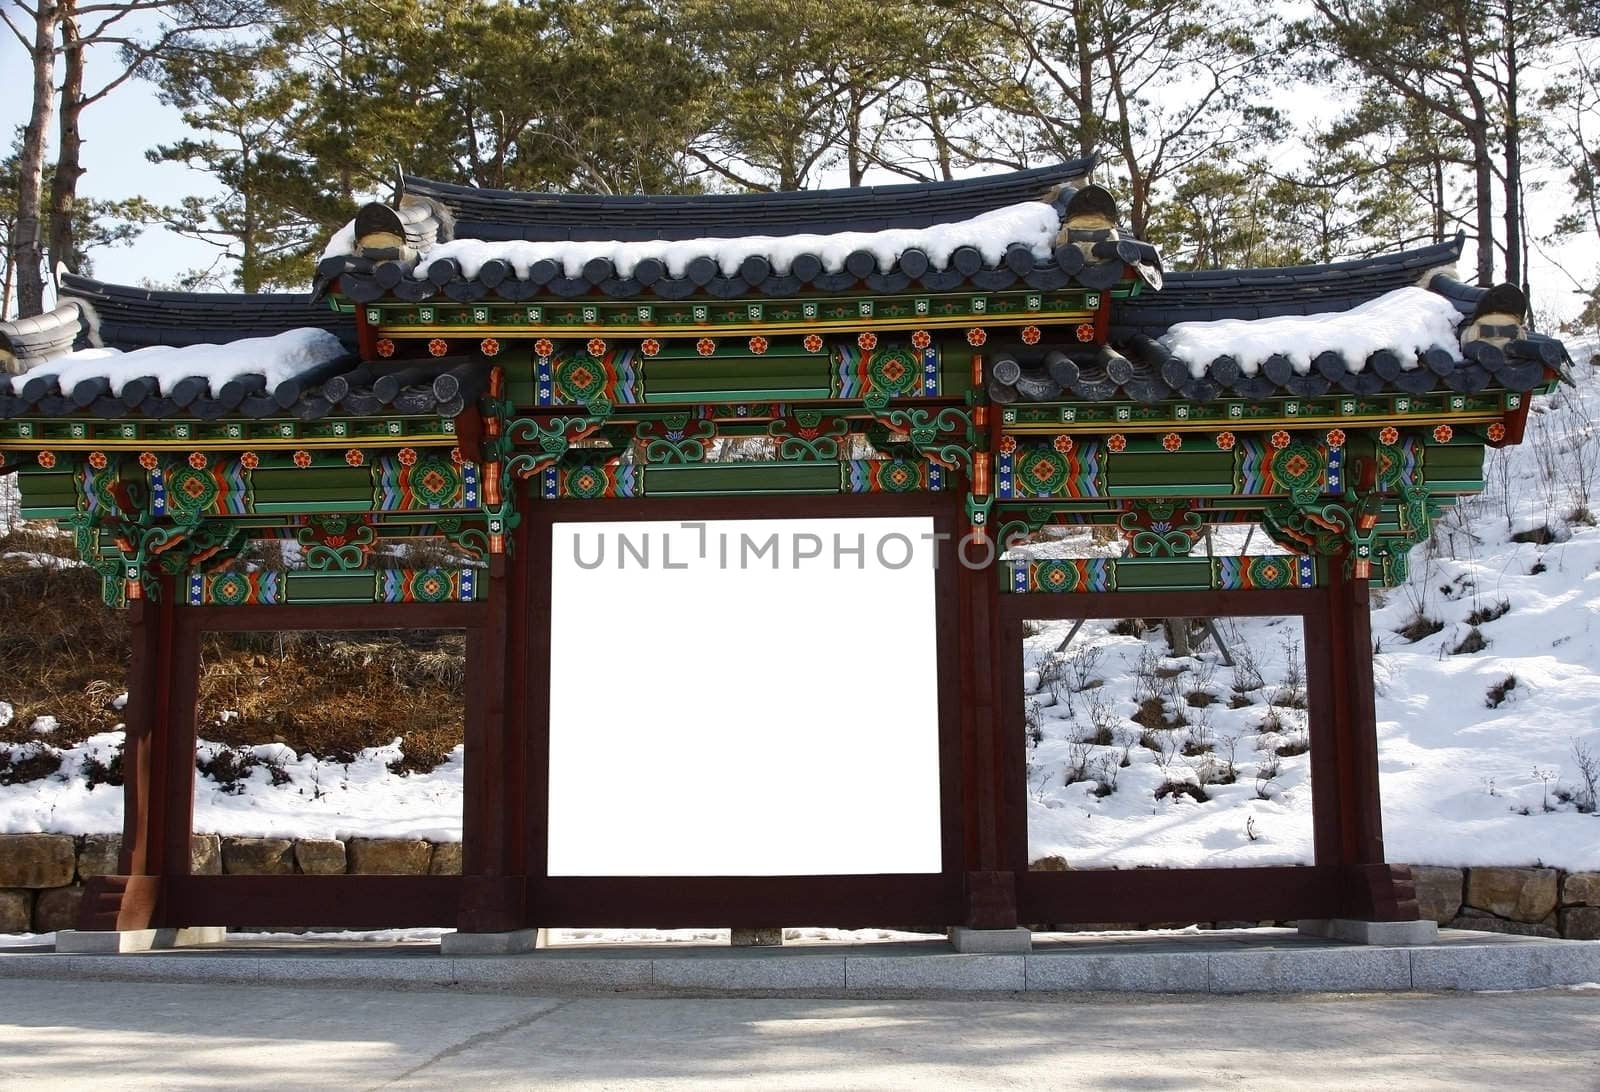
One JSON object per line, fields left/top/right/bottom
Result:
{"left": 1018, "top": 866, "right": 1343, "bottom": 924}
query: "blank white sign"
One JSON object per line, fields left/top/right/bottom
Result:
{"left": 547, "top": 516, "right": 943, "bottom": 876}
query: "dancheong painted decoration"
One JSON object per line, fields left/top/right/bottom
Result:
{"left": 0, "top": 158, "right": 1574, "bottom": 941}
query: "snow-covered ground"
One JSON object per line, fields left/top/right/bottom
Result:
{"left": 2, "top": 339, "right": 1598, "bottom": 871}
{"left": 1022, "top": 334, "right": 1600, "bottom": 872}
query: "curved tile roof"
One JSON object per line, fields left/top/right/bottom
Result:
{"left": 59, "top": 273, "right": 357, "bottom": 353}
{"left": 1110, "top": 237, "right": 1465, "bottom": 340}
{"left": 402, "top": 159, "right": 1096, "bottom": 242}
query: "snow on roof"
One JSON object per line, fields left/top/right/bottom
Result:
{"left": 21, "top": 328, "right": 347, "bottom": 398}
{"left": 1160, "top": 286, "right": 1465, "bottom": 377}
{"left": 325, "top": 199, "right": 1064, "bottom": 280}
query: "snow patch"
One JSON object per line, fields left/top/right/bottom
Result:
{"left": 18, "top": 328, "right": 347, "bottom": 398}
{"left": 1160, "top": 286, "right": 1464, "bottom": 376}
{"left": 405, "top": 200, "right": 1063, "bottom": 281}
{"left": 28, "top": 716, "right": 57, "bottom": 737}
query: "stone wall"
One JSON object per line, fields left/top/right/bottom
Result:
{"left": 0, "top": 833, "right": 462, "bottom": 933}
{"left": 2, "top": 834, "right": 1597, "bottom": 938}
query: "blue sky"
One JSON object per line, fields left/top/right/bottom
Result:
{"left": 2, "top": 20, "right": 1596, "bottom": 324}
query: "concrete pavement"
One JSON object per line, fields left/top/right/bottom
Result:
{"left": 0, "top": 977, "right": 1596, "bottom": 1089}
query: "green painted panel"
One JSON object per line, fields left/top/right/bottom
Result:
{"left": 284, "top": 571, "right": 377, "bottom": 603}
{"left": 643, "top": 386, "right": 832, "bottom": 404}
{"left": 1111, "top": 558, "right": 1216, "bottom": 590}
{"left": 645, "top": 462, "right": 843, "bottom": 496}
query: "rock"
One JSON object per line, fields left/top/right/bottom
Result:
{"left": 730, "top": 928, "right": 783, "bottom": 947}
{"left": 1030, "top": 855, "right": 1071, "bottom": 872}
{"left": 222, "top": 837, "right": 295, "bottom": 876}
{"left": 76, "top": 834, "right": 122, "bottom": 879}
{"left": 191, "top": 834, "right": 222, "bottom": 876}
{"left": 0, "top": 834, "right": 77, "bottom": 888}
{"left": 294, "top": 839, "right": 347, "bottom": 876}
{"left": 1560, "top": 906, "right": 1600, "bottom": 940}
{"left": 429, "top": 842, "right": 462, "bottom": 876}
{"left": 0, "top": 890, "right": 33, "bottom": 933}
{"left": 33, "top": 886, "right": 84, "bottom": 932}
{"left": 1464, "top": 866, "right": 1559, "bottom": 922}
{"left": 1450, "top": 909, "right": 1561, "bottom": 939}
{"left": 1408, "top": 865, "right": 1464, "bottom": 924}
{"left": 346, "top": 838, "right": 432, "bottom": 875}
{"left": 1563, "top": 872, "right": 1600, "bottom": 907}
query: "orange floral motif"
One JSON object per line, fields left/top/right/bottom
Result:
{"left": 999, "top": 436, "right": 1018, "bottom": 455}
{"left": 450, "top": 447, "right": 464, "bottom": 465}
{"left": 1486, "top": 422, "right": 1506, "bottom": 442}
{"left": 1215, "top": 431, "right": 1236, "bottom": 451}
{"left": 1052, "top": 435, "right": 1075, "bottom": 454}
{"left": 427, "top": 338, "right": 448, "bottom": 357}
{"left": 910, "top": 329, "right": 931, "bottom": 350}
{"left": 376, "top": 338, "right": 396, "bottom": 358}
{"left": 398, "top": 447, "right": 418, "bottom": 466}
{"left": 966, "top": 328, "right": 988, "bottom": 347}
{"left": 239, "top": 452, "right": 260, "bottom": 470}
{"left": 857, "top": 331, "right": 878, "bottom": 351}
{"left": 1020, "top": 325, "right": 1042, "bottom": 345}
{"left": 138, "top": 452, "right": 158, "bottom": 470}
{"left": 1326, "top": 429, "right": 1347, "bottom": 449}
{"left": 1162, "top": 433, "right": 1183, "bottom": 452}
{"left": 292, "top": 450, "right": 313, "bottom": 469}
{"left": 479, "top": 338, "right": 500, "bottom": 357}
{"left": 345, "top": 449, "right": 365, "bottom": 467}
{"left": 1074, "top": 323, "right": 1096, "bottom": 343}
{"left": 1379, "top": 426, "right": 1400, "bottom": 446}
{"left": 1432, "top": 424, "right": 1454, "bottom": 443}
{"left": 1106, "top": 433, "right": 1127, "bottom": 453}
{"left": 748, "top": 336, "right": 769, "bottom": 355}
{"left": 696, "top": 338, "right": 717, "bottom": 357}
{"left": 640, "top": 338, "right": 662, "bottom": 357}
{"left": 1270, "top": 430, "right": 1292, "bottom": 450}
{"left": 187, "top": 452, "right": 207, "bottom": 470}
{"left": 534, "top": 338, "right": 555, "bottom": 358}
{"left": 87, "top": 451, "right": 107, "bottom": 470}
{"left": 803, "top": 334, "right": 824, "bottom": 353}
{"left": 36, "top": 451, "right": 56, "bottom": 469}
{"left": 586, "top": 337, "right": 607, "bottom": 357}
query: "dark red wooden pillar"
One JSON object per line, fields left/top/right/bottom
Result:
{"left": 955, "top": 520, "right": 1018, "bottom": 929}
{"left": 1325, "top": 564, "right": 1418, "bottom": 920}
{"left": 458, "top": 508, "right": 531, "bottom": 932}
{"left": 81, "top": 577, "right": 200, "bottom": 930}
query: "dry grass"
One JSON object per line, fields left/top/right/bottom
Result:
{"left": 1, "top": 521, "right": 466, "bottom": 775}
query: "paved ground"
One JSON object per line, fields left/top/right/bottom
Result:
{"left": 0, "top": 978, "right": 1596, "bottom": 1089}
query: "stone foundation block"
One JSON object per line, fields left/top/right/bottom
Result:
{"left": 1450, "top": 909, "right": 1561, "bottom": 939}
{"left": 428, "top": 843, "right": 462, "bottom": 876}
{"left": 730, "top": 928, "right": 783, "bottom": 947}
{"left": 0, "top": 834, "right": 77, "bottom": 888}
{"left": 294, "top": 839, "right": 346, "bottom": 876}
{"left": 191, "top": 834, "right": 222, "bottom": 876}
{"left": 440, "top": 928, "right": 545, "bottom": 955}
{"left": 347, "top": 838, "right": 431, "bottom": 875}
{"left": 1298, "top": 918, "right": 1439, "bottom": 945}
{"left": 1465, "top": 866, "right": 1558, "bottom": 922}
{"left": 76, "top": 834, "right": 122, "bottom": 880}
{"left": 1560, "top": 906, "right": 1600, "bottom": 940}
{"left": 1408, "top": 866, "right": 1464, "bottom": 924}
{"left": 0, "top": 889, "right": 34, "bottom": 933}
{"left": 1563, "top": 872, "right": 1600, "bottom": 907}
{"left": 222, "top": 837, "right": 295, "bottom": 875}
{"left": 33, "top": 885, "right": 84, "bottom": 932}
{"left": 948, "top": 926, "right": 1033, "bottom": 953}
{"left": 55, "top": 926, "right": 226, "bottom": 954}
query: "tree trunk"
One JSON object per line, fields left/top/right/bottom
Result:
{"left": 16, "top": 1, "right": 62, "bottom": 318}
{"left": 49, "top": 0, "right": 85, "bottom": 277}
{"left": 1500, "top": 0, "right": 1523, "bottom": 290}
{"left": 1469, "top": 116, "right": 1495, "bottom": 285}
